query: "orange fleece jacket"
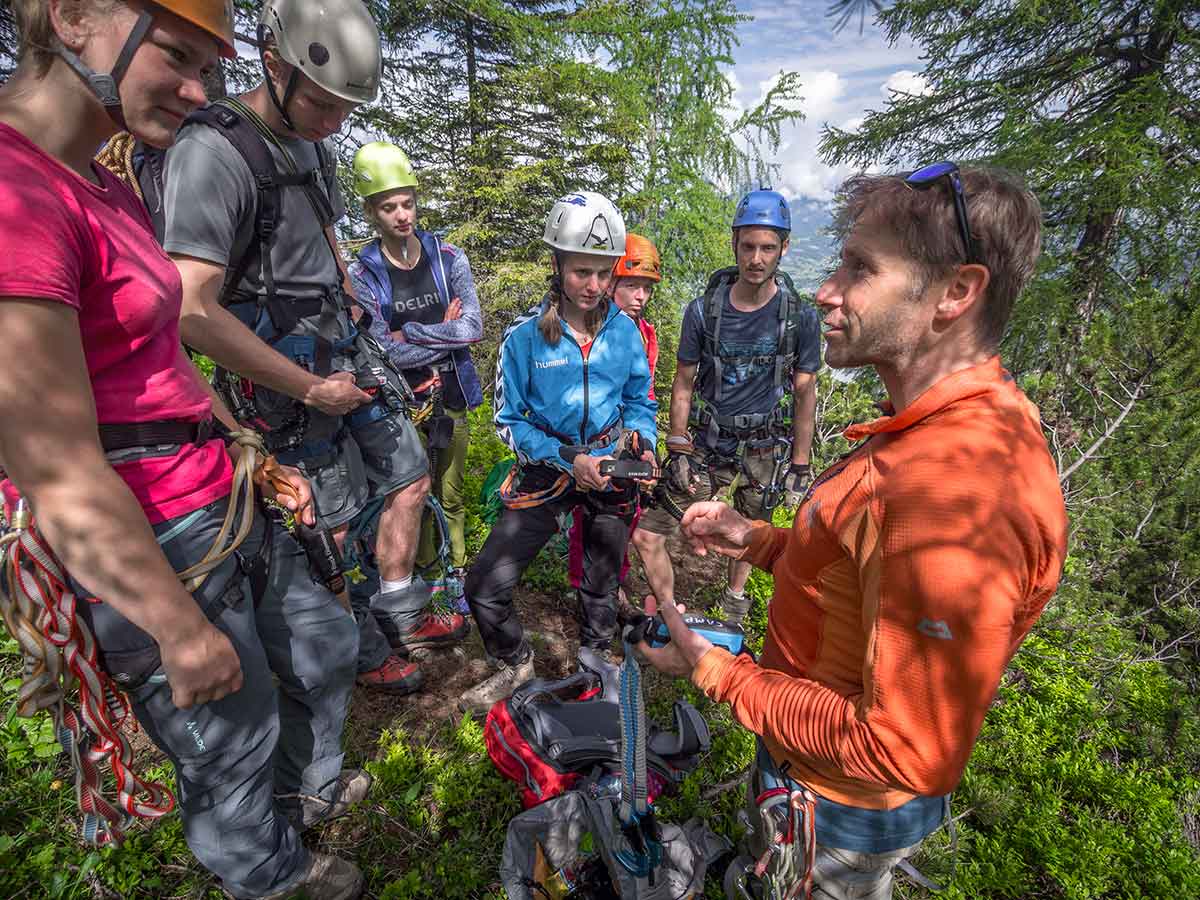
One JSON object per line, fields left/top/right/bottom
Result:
{"left": 692, "top": 357, "right": 1068, "bottom": 809}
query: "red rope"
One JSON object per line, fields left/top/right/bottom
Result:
{"left": 4, "top": 524, "right": 174, "bottom": 845}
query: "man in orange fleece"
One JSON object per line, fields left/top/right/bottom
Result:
{"left": 638, "top": 165, "right": 1067, "bottom": 900}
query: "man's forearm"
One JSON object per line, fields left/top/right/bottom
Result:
{"left": 668, "top": 366, "right": 696, "bottom": 438}
{"left": 180, "top": 300, "right": 322, "bottom": 402}
{"left": 791, "top": 374, "right": 817, "bottom": 465}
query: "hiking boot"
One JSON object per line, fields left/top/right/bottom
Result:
{"left": 257, "top": 852, "right": 364, "bottom": 900}
{"left": 580, "top": 644, "right": 623, "bottom": 669}
{"left": 355, "top": 654, "right": 424, "bottom": 694}
{"left": 720, "top": 588, "right": 752, "bottom": 627}
{"left": 298, "top": 768, "right": 373, "bottom": 831}
{"left": 458, "top": 651, "right": 536, "bottom": 715}
{"left": 387, "top": 608, "right": 470, "bottom": 652}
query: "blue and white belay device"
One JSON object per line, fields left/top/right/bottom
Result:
{"left": 622, "top": 611, "right": 746, "bottom": 656}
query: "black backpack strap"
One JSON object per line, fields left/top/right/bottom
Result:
{"left": 182, "top": 102, "right": 299, "bottom": 340}
{"left": 772, "top": 269, "right": 802, "bottom": 398}
{"left": 700, "top": 266, "right": 740, "bottom": 406}
{"left": 132, "top": 142, "right": 168, "bottom": 244}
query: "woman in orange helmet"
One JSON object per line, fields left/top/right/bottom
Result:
{"left": 0, "top": 3, "right": 366, "bottom": 896}
{"left": 567, "top": 232, "right": 666, "bottom": 607}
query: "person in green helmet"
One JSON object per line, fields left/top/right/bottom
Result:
{"left": 348, "top": 142, "right": 485, "bottom": 594}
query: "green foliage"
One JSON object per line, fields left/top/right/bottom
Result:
{"left": 365, "top": 717, "right": 519, "bottom": 897}
{"left": 935, "top": 633, "right": 1200, "bottom": 899}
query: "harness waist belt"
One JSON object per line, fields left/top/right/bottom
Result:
{"left": 691, "top": 406, "right": 781, "bottom": 437}
{"left": 546, "top": 417, "right": 624, "bottom": 450}
{"left": 98, "top": 418, "right": 219, "bottom": 453}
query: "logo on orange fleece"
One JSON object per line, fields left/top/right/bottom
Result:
{"left": 917, "top": 619, "right": 953, "bottom": 640}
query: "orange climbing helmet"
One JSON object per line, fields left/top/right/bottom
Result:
{"left": 612, "top": 233, "right": 662, "bottom": 282}
{"left": 161, "top": 0, "right": 238, "bottom": 58}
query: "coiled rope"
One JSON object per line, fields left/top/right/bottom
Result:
{"left": 0, "top": 505, "right": 173, "bottom": 845}
{"left": 0, "top": 427, "right": 285, "bottom": 844}
{"left": 95, "top": 132, "right": 143, "bottom": 200}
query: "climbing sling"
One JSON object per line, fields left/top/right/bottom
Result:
{"left": 0, "top": 427, "right": 294, "bottom": 845}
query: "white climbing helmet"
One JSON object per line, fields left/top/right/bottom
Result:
{"left": 542, "top": 191, "right": 627, "bottom": 258}
{"left": 259, "top": 0, "right": 383, "bottom": 105}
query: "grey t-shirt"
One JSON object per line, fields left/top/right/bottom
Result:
{"left": 162, "top": 119, "right": 348, "bottom": 319}
{"left": 678, "top": 282, "right": 821, "bottom": 453}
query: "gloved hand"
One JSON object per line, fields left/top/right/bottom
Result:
{"left": 665, "top": 435, "right": 696, "bottom": 494}
{"left": 666, "top": 452, "right": 693, "bottom": 494}
{"left": 782, "top": 463, "right": 811, "bottom": 507}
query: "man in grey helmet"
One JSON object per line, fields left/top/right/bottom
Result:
{"left": 161, "top": 3, "right": 467, "bottom": 894}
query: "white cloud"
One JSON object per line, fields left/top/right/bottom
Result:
{"left": 722, "top": 69, "right": 745, "bottom": 125}
{"left": 757, "top": 70, "right": 844, "bottom": 122}
{"left": 881, "top": 70, "right": 929, "bottom": 98}
{"left": 727, "top": 4, "right": 927, "bottom": 201}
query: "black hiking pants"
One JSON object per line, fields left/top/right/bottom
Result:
{"left": 465, "top": 464, "right": 636, "bottom": 663}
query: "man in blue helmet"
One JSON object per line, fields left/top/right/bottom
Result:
{"left": 635, "top": 190, "right": 821, "bottom": 624}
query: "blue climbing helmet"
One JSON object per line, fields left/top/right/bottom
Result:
{"left": 732, "top": 189, "right": 791, "bottom": 234}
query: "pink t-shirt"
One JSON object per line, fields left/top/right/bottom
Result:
{"left": 0, "top": 123, "right": 232, "bottom": 523}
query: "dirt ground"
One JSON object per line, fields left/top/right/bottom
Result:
{"left": 126, "top": 527, "right": 727, "bottom": 772}
{"left": 344, "top": 527, "right": 726, "bottom": 753}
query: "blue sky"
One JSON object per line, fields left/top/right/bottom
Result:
{"left": 728, "top": 0, "right": 926, "bottom": 201}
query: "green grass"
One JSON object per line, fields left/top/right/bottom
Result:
{"left": 3, "top": 411, "right": 1199, "bottom": 897}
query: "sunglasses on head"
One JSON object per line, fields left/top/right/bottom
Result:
{"left": 905, "top": 161, "right": 981, "bottom": 265}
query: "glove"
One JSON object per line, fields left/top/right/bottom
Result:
{"left": 782, "top": 463, "right": 811, "bottom": 507}
{"left": 664, "top": 435, "right": 695, "bottom": 494}
{"left": 665, "top": 452, "right": 693, "bottom": 494}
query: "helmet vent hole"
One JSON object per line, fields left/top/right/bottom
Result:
{"left": 309, "top": 42, "right": 330, "bottom": 66}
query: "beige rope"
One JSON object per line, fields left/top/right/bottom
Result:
{"left": 94, "top": 132, "right": 143, "bottom": 200}
{"left": 175, "top": 428, "right": 273, "bottom": 591}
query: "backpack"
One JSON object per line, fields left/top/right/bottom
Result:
{"left": 691, "top": 266, "right": 810, "bottom": 439}
{"left": 142, "top": 99, "right": 342, "bottom": 344}
{"left": 489, "top": 656, "right": 731, "bottom": 899}
{"left": 485, "top": 667, "right": 710, "bottom": 810}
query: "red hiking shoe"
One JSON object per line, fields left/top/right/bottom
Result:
{"left": 390, "top": 609, "right": 470, "bottom": 652}
{"left": 355, "top": 655, "right": 424, "bottom": 694}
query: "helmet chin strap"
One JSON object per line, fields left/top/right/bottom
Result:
{"left": 55, "top": 9, "right": 154, "bottom": 129}
{"left": 258, "top": 24, "right": 300, "bottom": 133}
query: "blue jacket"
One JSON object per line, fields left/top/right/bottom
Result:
{"left": 349, "top": 231, "right": 484, "bottom": 409}
{"left": 495, "top": 296, "right": 657, "bottom": 472}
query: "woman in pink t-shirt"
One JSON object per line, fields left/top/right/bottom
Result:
{"left": 0, "top": 3, "right": 362, "bottom": 896}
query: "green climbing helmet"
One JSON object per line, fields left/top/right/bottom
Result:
{"left": 353, "top": 141, "right": 419, "bottom": 199}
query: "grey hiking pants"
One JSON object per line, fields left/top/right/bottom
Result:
{"left": 85, "top": 497, "right": 358, "bottom": 898}
{"left": 348, "top": 562, "right": 396, "bottom": 672}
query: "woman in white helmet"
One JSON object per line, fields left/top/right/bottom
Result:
{"left": 458, "top": 192, "right": 658, "bottom": 714}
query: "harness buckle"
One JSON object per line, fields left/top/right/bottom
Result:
{"left": 193, "top": 417, "right": 215, "bottom": 447}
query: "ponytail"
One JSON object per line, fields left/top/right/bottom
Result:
{"left": 538, "top": 275, "right": 565, "bottom": 345}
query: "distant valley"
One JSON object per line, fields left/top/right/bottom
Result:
{"left": 780, "top": 196, "right": 835, "bottom": 294}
